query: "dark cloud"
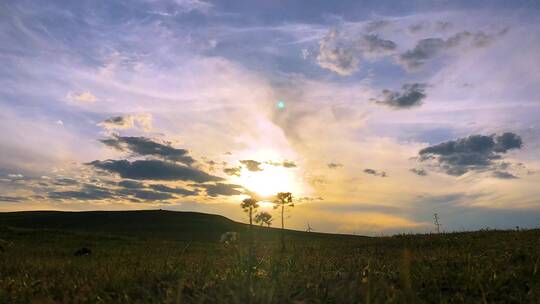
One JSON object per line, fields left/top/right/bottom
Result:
{"left": 492, "top": 171, "right": 519, "bottom": 179}
{"left": 98, "top": 114, "right": 152, "bottom": 131}
{"left": 223, "top": 166, "right": 242, "bottom": 176}
{"left": 410, "top": 168, "right": 428, "bottom": 176}
{"left": 361, "top": 34, "right": 397, "bottom": 56}
{"left": 327, "top": 163, "right": 343, "bottom": 169}
{"left": 89, "top": 159, "right": 223, "bottom": 182}
{"left": 100, "top": 135, "right": 195, "bottom": 165}
{"left": 48, "top": 181, "right": 187, "bottom": 202}
{"left": 149, "top": 184, "right": 199, "bottom": 196}
{"left": 372, "top": 83, "right": 427, "bottom": 109}
{"left": 399, "top": 37, "right": 446, "bottom": 69}
{"left": 418, "top": 133, "right": 523, "bottom": 176}
{"left": 49, "top": 184, "right": 116, "bottom": 201}
{"left": 240, "top": 160, "right": 263, "bottom": 172}
{"left": 493, "top": 132, "right": 523, "bottom": 153}
{"left": 100, "top": 116, "right": 129, "bottom": 128}
{"left": 118, "top": 180, "right": 145, "bottom": 189}
{"left": 196, "top": 183, "right": 244, "bottom": 197}
{"left": 399, "top": 30, "right": 504, "bottom": 70}
{"left": 266, "top": 160, "right": 297, "bottom": 168}
{"left": 52, "top": 178, "right": 79, "bottom": 186}
{"left": 0, "top": 195, "right": 24, "bottom": 202}
{"left": 363, "top": 168, "right": 387, "bottom": 177}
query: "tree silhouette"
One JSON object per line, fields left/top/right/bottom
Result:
{"left": 241, "top": 197, "right": 259, "bottom": 227}
{"left": 240, "top": 197, "right": 260, "bottom": 290}
{"left": 273, "top": 192, "right": 294, "bottom": 250}
{"left": 254, "top": 211, "right": 273, "bottom": 227}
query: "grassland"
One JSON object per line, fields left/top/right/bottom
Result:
{"left": 0, "top": 210, "right": 539, "bottom": 303}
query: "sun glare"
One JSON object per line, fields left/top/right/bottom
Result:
{"left": 237, "top": 166, "right": 303, "bottom": 198}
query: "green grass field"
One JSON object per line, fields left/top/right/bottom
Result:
{"left": 0, "top": 210, "right": 539, "bottom": 303}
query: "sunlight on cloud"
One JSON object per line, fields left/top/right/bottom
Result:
{"left": 66, "top": 91, "right": 98, "bottom": 103}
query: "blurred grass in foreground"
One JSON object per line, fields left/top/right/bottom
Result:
{"left": 0, "top": 225, "right": 539, "bottom": 303}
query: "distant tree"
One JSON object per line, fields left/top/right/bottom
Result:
{"left": 241, "top": 197, "right": 259, "bottom": 226}
{"left": 254, "top": 212, "right": 273, "bottom": 227}
{"left": 273, "top": 192, "right": 294, "bottom": 250}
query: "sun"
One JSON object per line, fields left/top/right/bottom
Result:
{"left": 237, "top": 166, "right": 303, "bottom": 198}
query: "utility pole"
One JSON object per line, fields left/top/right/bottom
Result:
{"left": 433, "top": 213, "right": 441, "bottom": 233}
{"left": 306, "top": 222, "right": 313, "bottom": 232}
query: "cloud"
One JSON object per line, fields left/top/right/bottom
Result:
{"left": 364, "top": 20, "right": 391, "bottom": 33}
{"left": 0, "top": 195, "right": 24, "bottom": 202}
{"left": 363, "top": 168, "right": 387, "bottom": 177}
{"left": 315, "top": 29, "right": 398, "bottom": 75}
{"left": 7, "top": 173, "right": 24, "bottom": 180}
{"left": 301, "top": 48, "right": 310, "bottom": 60}
{"left": 266, "top": 160, "right": 297, "bottom": 168}
{"left": 371, "top": 83, "right": 427, "bottom": 109}
{"left": 240, "top": 160, "right": 263, "bottom": 172}
{"left": 418, "top": 132, "right": 523, "bottom": 176}
{"left": 196, "top": 183, "right": 244, "bottom": 197}
{"left": 408, "top": 20, "right": 453, "bottom": 33}
{"left": 408, "top": 22, "right": 427, "bottom": 33}
{"left": 361, "top": 34, "right": 397, "bottom": 58}
{"left": 145, "top": 0, "right": 213, "bottom": 15}
{"left": 493, "top": 132, "right": 523, "bottom": 153}
{"left": 118, "top": 180, "right": 146, "bottom": 189}
{"left": 52, "top": 177, "right": 79, "bottom": 186}
{"left": 67, "top": 91, "right": 98, "bottom": 103}
{"left": 49, "top": 184, "right": 116, "bottom": 201}
{"left": 327, "top": 162, "right": 343, "bottom": 169}
{"left": 89, "top": 159, "right": 222, "bottom": 182}
{"left": 49, "top": 182, "right": 179, "bottom": 202}
{"left": 315, "top": 26, "right": 400, "bottom": 75}
{"left": 410, "top": 168, "right": 428, "bottom": 176}
{"left": 98, "top": 114, "right": 153, "bottom": 131}
{"left": 316, "top": 29, "right": 359, "bottom": 76}
{"left": 492, "top": 171, "right": 518, "bottom": 179}
{"left": 149, "top": 184, "right": 199, "bottom": 196}
{"left": 100, "top": 135, "right": 194, "bottom": 165}
{"left": 399, "top": 30, "right": 504, "bottom": 70}
{"left": 223, "top": 166, "right": 241, "bottom": 176}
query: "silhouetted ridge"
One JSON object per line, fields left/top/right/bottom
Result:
{"left": 0, "top": 210, "right": 364, "bottom": 241}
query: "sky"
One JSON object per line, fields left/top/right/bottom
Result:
{"left": 1, "top": 0, "right": 540, "bottom": 235}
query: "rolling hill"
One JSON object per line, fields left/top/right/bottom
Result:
{"left": 0, "top": 210, "right": 363, "bottom": 241}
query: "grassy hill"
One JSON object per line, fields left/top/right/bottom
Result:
{"left": 0, "top": 210, "right": 362, "bottom": 241}
{"left": 1, "top": 210, "right": 538, "bottom": 303}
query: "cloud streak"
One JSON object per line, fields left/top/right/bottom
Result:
{"left": 100, "top": 135, "right": 195, "bottom": 165}
{"left": 399, "top": 30, "right": 505, "bottom": 70}
{"left": 89, "top": 159, "right": 222, "bottom": 182}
